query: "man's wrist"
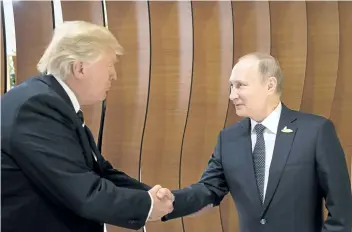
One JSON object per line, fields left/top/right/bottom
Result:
{"left": 146, "top": 192, "right": 154, "bottom": 222}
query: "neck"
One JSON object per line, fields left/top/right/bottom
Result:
{"left": 254, "top": 97, "right": 281, "bottom": 122}
{"left": 64, "top": 77, "right": 83, "bottom": 105}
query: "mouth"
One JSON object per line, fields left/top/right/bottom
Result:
{"left": 234, "top": 103, "right": 243, "bottom": 107}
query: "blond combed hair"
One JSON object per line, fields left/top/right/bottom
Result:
{"left": 239, "top": 52, "right": 283, "bottom": 94}
{"left": 37, "top": 21, "right": 124, "bottom": 80}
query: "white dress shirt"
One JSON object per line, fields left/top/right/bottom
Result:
{"left": 250, "top": 102, "right": 282, "bottom": 202}
{"left": 53, "top": 76, "right": 153, "bottom": 230}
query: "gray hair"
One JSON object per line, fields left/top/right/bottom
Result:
{"left": 37, "top": 21, "right": 124, "bottom": 80}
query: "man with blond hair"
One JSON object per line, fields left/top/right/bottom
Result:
{"left": 1, "top": 21, "right": 173, "bottom": 232}
{"left": 162, "top": 52, "right": 352, "bottom": 232}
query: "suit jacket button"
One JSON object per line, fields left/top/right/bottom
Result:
{"left": 260, "top": 219, "right": 266, "bottom": 225}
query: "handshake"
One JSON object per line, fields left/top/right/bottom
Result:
{"left": 147, "top": 185, "right": 174, "bottom": 221}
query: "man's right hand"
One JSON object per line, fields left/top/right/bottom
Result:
{"left": 148, "top": 185, "right": 174, "bottom": 221}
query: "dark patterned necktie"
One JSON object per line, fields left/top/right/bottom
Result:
{"left": 77, "top": 110, "right": 84, "bottom": 127}
{"left": 253, "top": 123, "right": 266, "bottom": 203}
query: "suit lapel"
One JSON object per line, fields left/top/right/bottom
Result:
{"left": 235, "top": 119, "right": 263, "bottom": 211}
{"left": 261, "top": 105, "right": 298, "bottom": 215}
{"left": 84, "top": 126, "right": 104, "bottom": 173}
{"left": 39, "top": 75, "right": 99, "bottom": 170}
{"left": 76, "top": 126, "right": 97, "bottom": 169}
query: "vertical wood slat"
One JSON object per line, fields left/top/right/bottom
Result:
{"left": 60, "top": 1, "right": 105, "bottom": 141}
{"left": 300, "top": 2, "right": 339, "bottom": 118}
{"left": 141, "top": 2, "right": 192, "bottom": 232}
{"left": 270, "top": 2, "right": 307, "bottom": 111}
{"left": 103, "top": 2, "right": 150, "bottom": 232}
{"left": 13, "top": 1, "right": 53, "bottom": 84}
{"left": 221, "top": 2, "right": 271, "bottom": 232}
{"left": 181, "top": 2, "right": 232, "bottom": 232}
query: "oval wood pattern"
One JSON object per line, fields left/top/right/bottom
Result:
{"left": 270, "top": 2, "right": 307, "bottom": 110}
{"left": 220, "top": 2, "right": 271, "bottom": 232}
{"left": 13, "top": 1, "right": 53, "bottom": 84}
{"left": 102, "top": 2, "right": 150, "bottom": 232}
{"left": 330, "top": 2, "right": 352, "bottom": 182}
{"left": 60, "top": 1, "right": 104, "bottom": 141}
{"left": 139, "top": 2, "right": 192, "bottom": 232}
{"left": 1, "top": 2, "right": 5, "bottom": 94}
{"left": 300, "top": 2, "right": 339, "bottom": 118}
{"left": 181, "top": 2, "right": 232, "bottom": 232}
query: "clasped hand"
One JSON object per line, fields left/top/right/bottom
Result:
{"left": 148, "top": 185, "right": 174, "bottom": 221}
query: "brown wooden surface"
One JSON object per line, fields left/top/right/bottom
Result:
{"left": 103, "top": 2, "right": 150, "bottom": 232}
{"left": 140, "top": 2, "right": 193, "bottom": 232}
{"left": 270, "top": 2, "right": 307, "bottom": 110}
{"left": 180, "top": 2, "right": 232, "bottom": 232}
{"left": 300, "top": 2, "right": 339, "bottom": 118}
{"left": 13, "top": 1, "right": 53, "bottom": 84}
{"left": 60, "top": 0, "right": 104, "bottom": 141}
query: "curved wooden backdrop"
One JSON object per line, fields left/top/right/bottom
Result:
{"left": 2, "top": 1, "right": 351, "bottom": 232}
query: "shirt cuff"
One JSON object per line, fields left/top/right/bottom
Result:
{"left": 146, "top": 191, "right": 154, "bottom": 222}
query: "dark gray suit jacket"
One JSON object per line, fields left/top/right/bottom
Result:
{"left": 163, "top": 104, "right": 352, "bottom": 232}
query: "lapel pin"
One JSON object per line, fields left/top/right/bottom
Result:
{"left": 281, "top": 126, "right": 293, "bottom": 133}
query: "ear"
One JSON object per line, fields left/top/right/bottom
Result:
{"left": 72, "top": 61, "right": 85, "bottom": 80}
{"left": 267, "top": 76, "right": 277, "bottom": 93}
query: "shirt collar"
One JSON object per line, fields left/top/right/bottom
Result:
{"left": 53, "top": 76, "right": 80, "bottom": 113}
{"left": 251, "top": 102, "right": 282, "bottom": 134}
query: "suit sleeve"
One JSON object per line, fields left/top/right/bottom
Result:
{"left": 101, "top": 158, "right": 151, "bottom": 191}
{"left": 100, "top": 158, "right": 154, "bottom": 222}
{"left": 316, "top": 119, "right": 352, "bottom": 232}
{"left": 11, "top": 95, "right": 151, "bottom": 230}
{"left": 162, "top": 132, "right": 229, "bottom": 221}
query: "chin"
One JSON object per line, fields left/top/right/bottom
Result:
{"left": 235, "top": 109, "right": 248, "bottom": 118}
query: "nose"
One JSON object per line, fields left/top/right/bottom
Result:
{"left": 229, "top": 87, "right": 238, "bottom": 101}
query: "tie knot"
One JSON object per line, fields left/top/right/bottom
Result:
{"left": 77, "top": 110, "right": 84, "bottom": 125}
{"left": 254, "top": 123, "right": 266, "bottom": 134}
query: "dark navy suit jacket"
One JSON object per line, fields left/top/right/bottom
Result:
{"left": 1, "top": 75, "right": 152, "bottom": 232}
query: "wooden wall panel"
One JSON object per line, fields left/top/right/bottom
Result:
{"left": 61, "top": 1, "right": 104, "bottom": 25}
{"left": 220, "top": 2, "right": 270, "bottom": 232}
{"left": 13, "top": 1, "right": 53, "bottom": 84}
{"left": 140, "top": 2, "right": 192, "bottom": 232}
{"left": 270, "top": 2, "right": 307, "bottom": 110}
{"left": 330, "top": 2, "right": 352, "bottom": 182}
{"left": 181, "top": 2, "right": 232, "bottom": 232}
{"left": 0, "top": 1, "right": 5, "bottom": 94}
{"left": 225, "top": 1, "right": 271, "bottom": 127}
{"left": 300, "top": 2, "right": 339, "bottom": 118}
{"left": 60, "top": 1, "right": 104, "bottom": 141}
{"left": 103, "top": 2, "right": 150, "bottom": 232}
